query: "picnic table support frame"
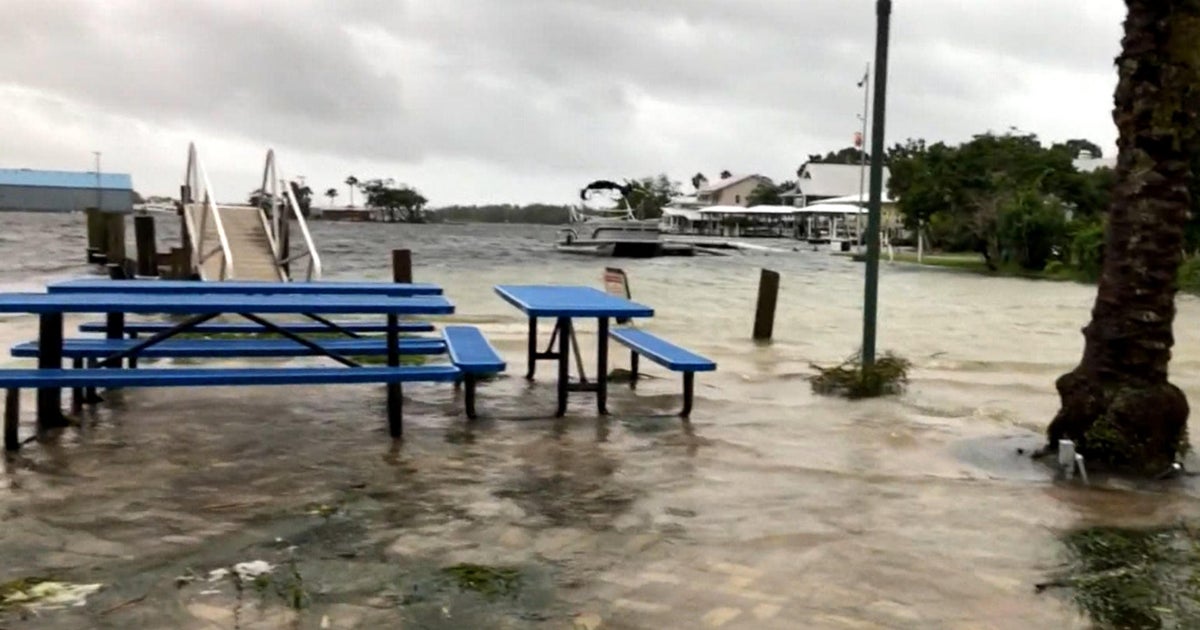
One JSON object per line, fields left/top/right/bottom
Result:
{"left": 545, "top": 316, "right": 611, "bottom": 417}
{"left": 106, "top": 312, "right": 126, "bottom": 367}
{"left": 301, "top": 313, "right": 362, "bottom": 338}
{"left": 464, "top": 375, "right": 477, "bottom": 420}
{"left": 36, "top": 312, "right": 68, "bottom": 432}
{"left": 96, "top": 312, "right": 223, "bottom": 368}
{"left": 237, "top": 314, "right": 361, "bottom": 368}
{"left": 386, "top": 314, "right": 402, "bottom": 437}
{"left": 597, "top": 317, "right": 609, "bottom": 414}
{"left": 682, "top": 372, "right": 695, "bottom": 418}
{"left": 629, "top": 351, "right": 640, "bottom": 389}
{"left": 5, "top": 388, "right": 18, "bottom": 452}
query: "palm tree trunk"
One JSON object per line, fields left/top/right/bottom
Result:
{"left": 1047, "top": 0, "right": 1200, "bottom": 474}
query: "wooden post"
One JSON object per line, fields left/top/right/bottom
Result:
{"left": 86, "top": 207, "right": 105, "bottom": 263}
{"left": 752, "top": 269, "right": 780, "bottom": 341}
{"left": 179, "top": 185, "right": 193, "bottom": 278}
{"left": 104, "top": 212, "right": 126, "bottom": 270}
{"left": 392, "top": 249, "right": 412, "bottom": 283}
{"left": 134, "top": 215, "right": 158, "bottom": 277}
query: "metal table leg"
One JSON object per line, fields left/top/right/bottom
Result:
{"left": 556, "top": 317, "right": 570, "bottom": 417}
{"left": 596, "top": 317, "right": 609, "bottom": 414}
{"left": 526, "top": 317, "right": 537, "bottom": 380}
{"left": 36, "top": 312, "right": 67, "bottom": 431}
{"left": 386, "top": 314, "right": 402, "bottom": 438}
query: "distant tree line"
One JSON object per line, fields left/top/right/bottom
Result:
{"left": 429, "top": 204, "right": 573, "bottom": 224}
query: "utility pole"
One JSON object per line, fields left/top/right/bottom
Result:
{"left": 861, "top": 0, "right": 892, "bottom": 369}
{"left": 856, "top": 63, "right": 870, "bottom": 253}
{"left": 93, "top": 151, "right": 102, "bottom": 211}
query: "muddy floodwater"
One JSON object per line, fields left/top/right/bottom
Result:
{"left": 2, "top": 212, "right": 1199, "bottom": 629}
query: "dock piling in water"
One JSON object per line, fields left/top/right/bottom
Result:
{"left": 392, "top": 249, "right": 413, "bottom": 283}
{"left": 134, "top": 215, "right": 158, "bottom": 277}
{"left": 753, "top": 269, "right": 780, "bottom": 341}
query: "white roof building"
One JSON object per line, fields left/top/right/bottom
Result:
{"left": 780, "top": 163, "right": 890, "bottom": 207}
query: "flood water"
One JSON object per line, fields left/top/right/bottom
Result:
{"left": 2, "top": 212, "right": 1199, "bottom": 629}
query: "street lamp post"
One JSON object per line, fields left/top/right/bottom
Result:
{"left": 93, "top": 151, "right": 102, "bottom": 212}
{"left": 861, "top": 0, "right": 892, "bottom": 369}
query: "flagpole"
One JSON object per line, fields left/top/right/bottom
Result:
{"left": 856, "top": 63, "right": 870, "bottom": 254}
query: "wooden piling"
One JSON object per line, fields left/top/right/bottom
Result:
{"left": 392, "top": 249, "right": 413, "bottom": 283}
{"left": 134, "top": 214, "right": 158, "bottom": 277}
{"left": 103, "top": 212, "right": 126, "bottom": 269}
{"left": 752, "top": 269, "right": 780, "bottom": 341}
{"left": 85, "top": 208, "right": 106, "bottom": 263}
{"left": 179, "top": 185, "right": 193, "bottom": 278}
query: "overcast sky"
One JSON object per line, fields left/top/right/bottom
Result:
{"left": 1, "top": 0, "right": 1125, "bottom": 206}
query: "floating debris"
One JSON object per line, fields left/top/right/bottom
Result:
{"left": 0, "top": 578, "right": 102, "bottom": 611}
{"left": 810, "top": 352, "right": 910, "bottom": 399}
{"left": 233, "top": 561, "right": 274, "bottom": 583}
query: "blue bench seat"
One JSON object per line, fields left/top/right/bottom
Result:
{"left": 79, "top": 321, "right": 435, "bottom": 336}
{"left": 608, "top": 327, "right": 716, "bottom": 417}
{"left": 2, "top": 365, "right": 462, "bottom": 451}
{"left": 11, "top": 337, "right": 446, "bottom": 360}
{"left": 442, "top": 326, "right": 507, "bottom": 419}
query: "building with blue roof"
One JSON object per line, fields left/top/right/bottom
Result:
{"left": 0, "top": 168, "right": 134, "bottom": 213}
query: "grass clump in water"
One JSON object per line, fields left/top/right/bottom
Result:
{"left": 1038, "top": 524, "right": 1200, "bottom": 629}
{"left": 439, "top": 564, "right": 522, "bottom": 600}
{"left": 809, "top": 352, "right": 910, "bottom": 399}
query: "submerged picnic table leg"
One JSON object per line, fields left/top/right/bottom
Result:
{"left": 526, "top": 317, "right": 537, "bottom": 380}
{"left": 387, "top": 314, "right": 402, "bottom": 437}
{"left": 556, "top": 317, "right": 570, "bottom": 417}
{"left": 36, "top": 312, "right": 68, "bottom": 431}
{"left": 596, "top": 317, "right": 609, "bottom": 414}
{"left": 106, "top": 312, "right": 125, "bottom": 368}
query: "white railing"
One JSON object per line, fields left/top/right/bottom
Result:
{"left": 184, "top": 142, "right": 234, "bottom": 280}
{"left": 258, "top": 149, "right": 322, "bottom": 281}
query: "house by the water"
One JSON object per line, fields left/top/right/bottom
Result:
{"left": 0, "top": 168, "right": 134, "bottom": 213}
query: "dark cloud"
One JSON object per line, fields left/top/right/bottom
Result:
{"left": 0, "top": 0, "right": 1124, "bottom": 203}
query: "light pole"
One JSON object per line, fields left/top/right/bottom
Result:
{"left": 861, "top": 0, "right": 892, "bottom": 369}
{"left": 93, "top": 151, "right": 102, "bottom": 211}
{"left": 856, "top": 63, "right": 870, "bottom": 253}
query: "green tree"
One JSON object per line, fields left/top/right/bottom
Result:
{"left": 324, "top": 187, "right": 338, "bottom": 208}
{"left": 746, "top": 182, "right": 784, "bottom": 206}
{"left": 1047, "top": 0, "right": 1199, "bottom": 475}
{"left": 807, "top": 147, "right": 868, "bottom": 165}
{"left": 288, "top": 181, "right": 313, "bottom": 218}
{"left": 620, "top": 174, "right": 679, "bottom": 219}
{"left": 691, "top": 172, "right": 708, "bottom": 191}
{"left": 361, "top": 179, "right": 428, "bottom": 222}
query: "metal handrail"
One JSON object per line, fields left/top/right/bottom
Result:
{"left": 259, "top": 149, "right": 322, "bottom": 281}
{"left": 281, "top": 182, "right": 323, "bottom": 280}
{"left": 184, "top": 143, "right": 235, "bottom": 279}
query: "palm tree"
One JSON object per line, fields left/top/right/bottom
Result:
{"left": 1047, "top": 0, "right": 1200, "bottom": 475}
{"left": 325, "top": 188, "right": 338, "bottom": 208}
{"left": 345, "top": 176, "right": 359, "bottom": 207}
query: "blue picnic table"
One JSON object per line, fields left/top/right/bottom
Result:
{"left": 494, "top": 285, "right": 653, "bottom": 416}
{"left": 0, "top": 291, "right": 454, "bottom": 435}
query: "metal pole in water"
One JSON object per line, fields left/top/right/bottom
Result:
{"left": 861, "top": 0, "right": 892, "bottom": 369}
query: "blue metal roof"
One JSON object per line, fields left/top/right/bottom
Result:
{"left": 0, "top": 168, "right": 133, "bottom": 191}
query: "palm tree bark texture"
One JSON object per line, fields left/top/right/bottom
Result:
{"left": 1048, "top": 0, "right": 1200, "bottom": 474}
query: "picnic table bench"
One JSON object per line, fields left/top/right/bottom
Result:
{"left": 48, "top": 278, "right": 444, "bottom": 297}
{"left": 608, "top": 327, "right": 716, "bottom": 417}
